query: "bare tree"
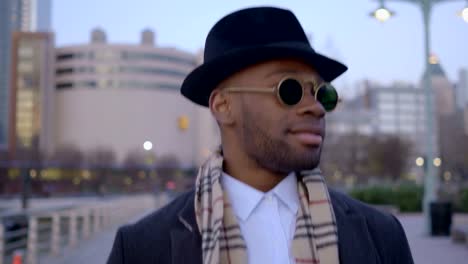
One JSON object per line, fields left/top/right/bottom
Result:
{"left": 50, "top": 145, "right": 84, "bottom": 167}
{"left": 156, "top": 154, "right": 183, "bottom": 190}
{"left": 86, "top": 147, "right": 116, "bottom": 168}
{"left": 156, "top": 154, "right": 180, "bottom": 169}
{"left": 367, "top": 135, "right": 412, "bottom": 181}
{"left": 439, "top": 111, "right": 468, "bottom": 181}
{"left": 322, "top": 133, "right": 413, "bottom": 184}
{"left": 321, "top": 132, "right": 371, "bottom": 184}
{"left": 86, "top": 147, "right": 116, "bottom": 195}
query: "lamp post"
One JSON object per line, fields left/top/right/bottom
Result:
{"left": 369, "top": 0, "right": 467, "bottom": 234}
{"left": 143, "top": 140, "right": 154, "bottom": 188}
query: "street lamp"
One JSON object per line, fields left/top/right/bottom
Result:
{"left": 416, "top": 157, "right": 425, "bottom": 167}
{"left": 143, "top": 141, "right": 153, "bottom": 151}
{"left": 369, "top": 0, "right": 466, "bottom": 234}
{"left": 459, "top": 4, "right": 468, "bottom": 22}
{"left": 370, "top": 0, "right": 395, "bottom": 22}
{"left": 142, "top": 140, "right": 155, "bottom": 188}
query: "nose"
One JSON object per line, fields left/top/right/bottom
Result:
{"left": 295, "top": 85, "right": 326, "bottom": 118}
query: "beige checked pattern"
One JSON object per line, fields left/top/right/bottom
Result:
{"left": 194, "top": 152, "right": 339, "bottom": 264}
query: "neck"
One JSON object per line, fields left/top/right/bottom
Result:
{"left": 221, "top": 140, "right": 287, "bottom": 193}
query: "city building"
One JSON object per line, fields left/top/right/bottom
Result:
{"left": 8, "top": 32, "right": 55, "bottom": 160}
{"left": 364, "top": 82, "right": 428, "bottom": 148}
{"left": 0, "top": 0, "right": 52, "bottom": 153}
{"left": 54, "top": 29, "right": 219, "bottom": 167}
{"left": 423, "top": 55, "right": 456, "bottom": 118}
{"left": 18, "top": 0, "right": 52, "bottom": 32}
{"left": 0, "top": 0, "right": 22, "bottom": 151}
{"left": 326, "top": 106, "right": 374, "bottom": 136}
{"left": 456, "top": 68, "right": 468, "bottom": 111}
{"left": 465, "top": 105, "right": 468, "bottom": 135}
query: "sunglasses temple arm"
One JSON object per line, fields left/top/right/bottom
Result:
{"left": 224, "top": 87, "right": 276, "bottom": 93}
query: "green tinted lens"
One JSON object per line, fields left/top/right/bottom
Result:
{"left": 278, "top": 78, "right": 303, "bottom": 106}
{"left": 316, "top": 83, "right": 338, "bottom": 111}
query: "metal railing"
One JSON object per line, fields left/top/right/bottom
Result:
{"left": 0, "top": 194, "right": 165, "bottom": 264}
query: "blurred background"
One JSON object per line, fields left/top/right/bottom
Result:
{"left": 0, "top": 0, "right": 468, "bottom": 263}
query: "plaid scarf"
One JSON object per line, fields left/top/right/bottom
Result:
{"left": 194, "top": 151, "right": 340, "bottom": 264}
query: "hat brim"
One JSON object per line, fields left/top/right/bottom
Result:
{"left": 181, "top": 42, "right": 348, "bottom": 107}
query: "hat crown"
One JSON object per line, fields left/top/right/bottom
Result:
{"left": 204, "top": 7, "right": 311, "bottom": 62}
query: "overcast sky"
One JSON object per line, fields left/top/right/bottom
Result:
{"left": 53, "top": 0, "right": 468, "bottom": 97}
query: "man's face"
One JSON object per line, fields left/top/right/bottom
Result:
{"left": 223, "top": 59, "right": 327, "bottom": 174}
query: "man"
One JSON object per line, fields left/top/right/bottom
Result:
{"left": 108, "top": 7, "right": 414, "bottom": 264}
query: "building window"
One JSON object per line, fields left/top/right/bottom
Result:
{"left": 18, "top": 46, "right": 34, "bottom": 58}
{"left": 56, "top": 82, "right": 73, "bottom": 89}
{"left": 118, "top": 66, "right": 188, "bottom": 77}
{"left": 96, "top": 65, "right": 114, "bottom": 74}
{"left": 56, "top": 68, "right": 74, "bottom": 75}
{"left": 117, "top": 80, "right": 180, "bottom": 90}
{"left": 95, "top": 50, "right": 118, "bottom": 60}
{"left": 120, "top": 51, "right": 196, "bottom": 66}
{"left": 57, "top": 53, "right": 84, "bottom": 61}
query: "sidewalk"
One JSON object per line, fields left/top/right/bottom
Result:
{"left": 40, "top": 210, "right": 468, "bottom": 264}
{"left": 39, "top": 193, "right": 171, "bottom": 264}
{"left": 398, "top": 214, "right": 468, "bottom": 264}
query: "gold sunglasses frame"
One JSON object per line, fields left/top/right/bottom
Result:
{"left": 224, "top": 76, "right": 340, "bottom": 111}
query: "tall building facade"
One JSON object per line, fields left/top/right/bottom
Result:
{"left": 364, "top": 83, "right": 428, "bottom": 153}
{"left": 19, "top": 0, "right": 52, "bottom": 32}
{"left": 423, "top": 56, "right": 456, "bottom": 118}
{"left": 0, "top": 0, "right": 22, "bottom": 151}
{"left": 54, "top": 29, "right": 219, "bottom": 167}
{"left": 8, "top": 32, "right": 55, "bottom": 160}
{"left": 457, "top": 68, "right": 468, "bottom": 110}
{"left": 0, "top": 0, "right": 52, "bottom": 153}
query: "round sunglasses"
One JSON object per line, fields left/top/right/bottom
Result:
{"left": 224, "top": 76, "right": 339, "bottom": 112}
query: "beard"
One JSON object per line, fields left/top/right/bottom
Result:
{"left": 241, "top": 107, "right": 322, "bottom": 175}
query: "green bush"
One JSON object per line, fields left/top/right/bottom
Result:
{"left": 349, "top": 184, "right": 423, "bottom": 212}
{"left": 457, "top": 188, "right": 468, "bottom": 213}
{"left": 393, "top": 185, "right": 423, "bottom": 212}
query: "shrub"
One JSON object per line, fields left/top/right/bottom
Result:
{"left": 457, "top": 188, "right": 468, "bottom": 213}
{"left": 349, "top": 184, "right": 423, "bottom": 212}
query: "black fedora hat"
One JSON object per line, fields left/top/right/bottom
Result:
{"left": 181, "top": 6, "right": 348, "bottom": 107}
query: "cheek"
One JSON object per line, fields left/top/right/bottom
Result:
{"left": 246, "top": 97, "right": 282, "bottom": 125}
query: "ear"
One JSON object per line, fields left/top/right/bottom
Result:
{"left": 209, "top": 89, "right": 235, "bottom": 126}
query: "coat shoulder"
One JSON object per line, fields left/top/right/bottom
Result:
{"left": 125, "top": 190, "right": 194, "bottom": 234}
{"left": 329, "top": 188, "right": 414, "bottom": 264}
{"left": 330, "top": 190, "right": 402, "bottom": 233}
{"left": 107, "top": 190, "right": 195, "bottom": 263}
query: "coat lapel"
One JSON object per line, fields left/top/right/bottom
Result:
{"left": 170, "top": 189, "right": 381, "bottom": 264}
{"left": 171, "top": 190, "right": 202, "bottom": 264}
{"left": 330, "top": 190, "right": 381, "bottom": 264}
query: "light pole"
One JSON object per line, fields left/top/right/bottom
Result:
{"left": 369, "top": 0, "right": 467, "bottom": 234}
{"left": 143, "top": 140, "right": 154, "bottom": 188}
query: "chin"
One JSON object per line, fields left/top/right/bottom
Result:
{"left": 290, "top": 145, "right": 322, "bottom": 170}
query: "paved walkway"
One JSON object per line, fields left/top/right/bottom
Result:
{"left": 399, "top": 214, "right": 468, "bottom": 264}
{"left": 39, "top": 211, "right": 151, "bottom": 264}
{"left": 38, "top": 193, "right": 171, "bottom": 264}
{"left": 40, "top": 211, "right": 468, "bottom": 264}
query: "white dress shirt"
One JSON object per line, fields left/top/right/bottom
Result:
{"left": 221, "top": 172, "right": 299, "bottom": 264}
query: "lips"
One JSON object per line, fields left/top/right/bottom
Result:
{"left": 292, "top": 132, "right": 323, "bottom": 145}
{"left": 288, "top": 125, "right": 324, "bottom": 146}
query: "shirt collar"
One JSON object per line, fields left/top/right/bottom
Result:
{"left": 272, "top": 172, "right": 299, "bottom": 215}
{"left": 221, "top": 172, "right": 299, "bottom": 221}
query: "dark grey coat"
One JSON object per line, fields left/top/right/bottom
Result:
{"left": 107, "top": 189, "right": 414, "bottom": 264}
